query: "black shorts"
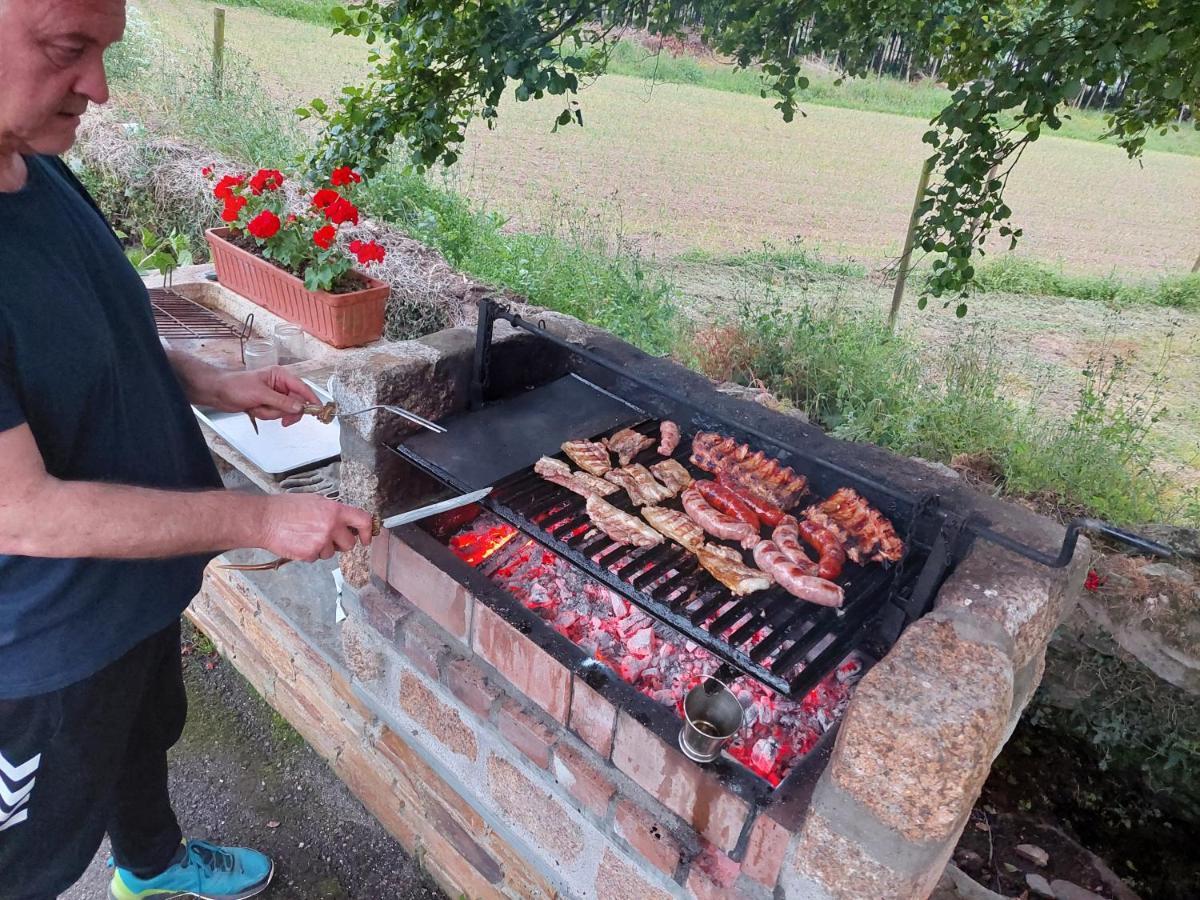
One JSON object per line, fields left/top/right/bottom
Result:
{"left": 0, "top": 621, "right": 187, "bottom": 899}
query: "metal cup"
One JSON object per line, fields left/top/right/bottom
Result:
{"left": 678, "top": 677, "right": 744, "bottom": 763}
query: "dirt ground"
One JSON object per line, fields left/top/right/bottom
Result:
{"left": 63, "top": 623, "right": 443, "bottom": 900}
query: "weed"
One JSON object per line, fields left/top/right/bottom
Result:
{"left": 971, "top": 256, "right": 1200, "bottom": 311}
{"left": 681, "top": 239, "right": 867, "bottom": 279}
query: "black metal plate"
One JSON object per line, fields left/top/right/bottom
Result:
{"left": 398, "top": 374, "right": 643, "bottom": 490}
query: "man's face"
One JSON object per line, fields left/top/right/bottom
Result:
{"left": 0, "top": 0, "right": 125, "bottom": 155}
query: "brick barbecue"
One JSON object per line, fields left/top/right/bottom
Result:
{"left": 194, "top": 300, "right": 1095, "bottom": 899}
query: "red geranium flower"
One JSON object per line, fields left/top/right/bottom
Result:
{"left": 312, "top": 224, "right": 337, "bottom": 250}
{"left": 312, "top": 188, "right": 340, "bottom": 210}
{"left": 348, "top": 238, "right": 385, "bottom": 265}
{"left": 248, "top": 168, "right": 285, "bottom": 195}
{"left": 213, "top": 174, "right": 244, "bottom": 201}
{"left": 324, "top": 196, "right": 359, "bottom": 226}
{"left": 246, "top": 209, "right": 281, "bottom": 240}
{"left": 1084, "top": 569, "right": 1105, "bottom": 592}
{"left": 220, "top": 194, "right": 247, "bottom": 223}
{"left": 201, "top": 166, "right": 213, "bottom": 177}
{"left": 330, "top": 166, "right": 362, "bottom": 187}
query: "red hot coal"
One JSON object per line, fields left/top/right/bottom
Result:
{"left": 447, "top": 513, "right": 864, "bottom": 786}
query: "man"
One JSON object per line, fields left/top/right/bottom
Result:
{"left": 0, "top": 1, "right": 376, "bottom": 897}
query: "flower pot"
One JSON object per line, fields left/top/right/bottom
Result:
{"left": 205, "top": 227, "right": 388, "bottom": 349}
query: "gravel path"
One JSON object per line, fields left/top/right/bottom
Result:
{"left": 63, "top": 623, "right": 443, "bottom": 900}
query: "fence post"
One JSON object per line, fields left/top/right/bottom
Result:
{"left": 211, "top": 8, "right": 226, "bottom": 97}
{"left": 889, "top": 156, "right": 934, "bottom": 331}
{"left": 1192, "top": 250, "right": 1199, "bottom": 274}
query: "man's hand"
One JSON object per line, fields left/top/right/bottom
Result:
{"left": 212, "top": 366, "right": 318, "bottom": 427}
{"left": 258, "top": 493, "right": 375, "bottom": 562}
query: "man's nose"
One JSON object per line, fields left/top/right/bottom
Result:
{"left": 75, "top": 54, "right": 110, "bottom": 106}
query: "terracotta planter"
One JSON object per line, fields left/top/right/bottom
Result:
{"left": 205, "top": 227, "right": 388, "bottom": 349}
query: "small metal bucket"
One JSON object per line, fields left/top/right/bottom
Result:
{"left": 678, "top": 677, "right": 744, "bottom": 763}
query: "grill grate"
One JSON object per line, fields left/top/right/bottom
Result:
{"left": 150, "top": 288, "right": 247, "bottom": 341}
{"left": 414, "top": 419, "right": 927, "bottom": 699}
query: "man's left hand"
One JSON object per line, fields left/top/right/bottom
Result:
{"left": 213, "top": 367, "right": 318, "bottom": 426}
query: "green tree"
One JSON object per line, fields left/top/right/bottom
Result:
{"left": 304, "top": 1, "right": 1199, "bottom": 308}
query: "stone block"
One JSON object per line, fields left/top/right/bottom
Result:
{"left": 828, "top": 618, "right": 1012, "bottom": 844}
{"left": 387, "top": 535, "right": 473, "bottom": 642}
{"left": 486, "top": 754, "right": 585, "bottom": 865}
{"left": 742, "top": 811, "right": 792, "bottom": 888}
{"left": 614, "top": 799, "right": 685, "bottom": 877}
{"left": 397, "top": 670, "right": 479, "bottom": 762}
{"left": 445, "top": 657, "right": 501, "bottom": 718}
{"left": 340, "top": 618, "right": 385, "bottom": 683}
{"left": 332, "top": 342, "right": 445, "bottom": 445}
{"left": 472, "top": 603, "right": 572, "bottom": 724}
{"left": 497, "top": 698, "right": 557, "bottom": 769}
{"left": 550, "top": 744, "right": 616, "bottom": 819}
{"left": 569, "top": 675, "right": 617, "bottom": 758}
{"left": 594, "top": 848, "right": 676, "bottom": 900}
{"left": 611, "top": 711, "right": 750, "bottom": 851}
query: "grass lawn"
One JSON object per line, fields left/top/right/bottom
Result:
{"left": 135, "top": 0, "right": 1200, "bottom": 498}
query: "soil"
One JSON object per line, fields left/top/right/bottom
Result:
{"left": 957, "top": 717, "right": 1200, "bottom": 900}
{"left": 225, "top": 230, "right": 373, "bottom": 295}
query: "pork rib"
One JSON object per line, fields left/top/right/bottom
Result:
{"left": 562, "top": 440, "right": 612, "bottom": 477}
{"left": 585, "top": 496, "right": 663, "bottom": 548}
{"left": 804, "top": 488, "right": 904, "bottom": 564}
{"left": 696, "top": 543, "right": 772, "bottom": 596}
{"left": 690, "top": 432, "right": 808, "bottom": 510}
{"left": 534, "top": 456, "right": 619, "bottom": 499}
{"left": 649, "top": 458, "right": 693, "bottom": 494}
{"left": 642, "top": 505, "right": 706, "bottom": 553}
{"left": 604, "top": 428, "right": 655, "bottom": 466}
{"left": 603, "top": 463, "right": 675, "bottom": 506}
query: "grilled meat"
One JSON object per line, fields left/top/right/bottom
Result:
{"left": 772, "top": 516, "right": 818, "bottom": 575}
{"left": 534, "top": 456, "right": 619, "bottom": 499}
{"left": 604, "top": 428, "right": 655, "bottom": 466}
{"left": 562, "top": 439, "right": 612, "bottom": 477}
{"left": 681, "top": 485, "right": 759, "bottom": 549}
{"left": 604, "top": 463, "right": 675, "bottom": 506}
{"left": 695, "top": 480, "right": 760, "bottom": 531}
{"left": 696, "top": 543, "right": 772, "bottom": 596}
{"left": 719, "top": 480, "right": 785, "bottom": 526}
{"left": 649, "top": 458, "right": 693, "bottom": 494}
{"left": 797, "top": 518, "right": 847, "bottom": 581}
{"left": 753, "top": 540, "right": 844, "bottom": 607}
{"left": 690, "top": 432, "right": 808, "bottom": 510}
{"left": 585, "top": 496, "right": 664, "bottom": 548}
{"left": 657, "top": 420, "right": 681, "bottom": 456}
{"left": 641, "top": 505, "right": 706, "bottom": 552}
{"left": 806, "top": 488, "right": 904, "bottom": 564}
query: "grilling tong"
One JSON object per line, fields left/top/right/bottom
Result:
{"left": 245, "top": 401, "right": 447, "bottom": 435}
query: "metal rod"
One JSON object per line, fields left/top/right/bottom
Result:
{"left": 469, "top": 298, "right": 497, "bottom": 410}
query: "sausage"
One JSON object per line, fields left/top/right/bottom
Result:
{"left": 753, "top": 540, "right": 844, "bottom": 607}
{"left": 657, "top": 420, "right": 680, "bottom": 456}
{"left": 718, "top": 477, "right": 786, "bottom": 526}
{"left": 695, "top": 480, "right": 760, "bottom": 531}
{"left": 797, "top": 519, "right": 847, "bottom": 581}
{"left": 772, "top": 517, "right": 818, "bottom": 575}
{"left": 681, "top": 486, "right": 759, "bottom": 549}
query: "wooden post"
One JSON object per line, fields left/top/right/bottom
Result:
{"left": 1192, "top": 250, "right": 1200, "bottom": 274}
{"left": 211, "top": 8, "right": 225, "bottom": 97}
{"left": 889, "top": 156, "right": 934, "bottom": 331}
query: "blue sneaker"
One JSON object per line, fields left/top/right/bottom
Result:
{"left": 108, "top": 839, "right": 274, "bottom": 899}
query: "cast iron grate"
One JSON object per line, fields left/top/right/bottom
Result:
{"left": 438, "top": 419, "right": 928, "bottom": 699}
{"left": 149, "top": 288, "right": 248, "bottom": 341}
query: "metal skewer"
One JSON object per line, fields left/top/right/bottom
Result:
{"left": 302, "top": 402, "right": 446, "bottom": 434}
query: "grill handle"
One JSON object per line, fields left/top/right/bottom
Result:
{"left": 977, "top": 517, "right": 1176, "bottom": 568}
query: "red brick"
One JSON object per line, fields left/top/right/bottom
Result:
{"left": 398, "top": 670, "right": 479, "bottom": 761}
{"left": 421, "top": 790, "right": 503, "bottom": 884}
{"left": 402, "top": 615, "right": 448, "bottom": 680}
{"left": 611, "top": 712, "right": 750, "bottom": 851}
{"left": 327, "top": 667, "right": 379, "bottom": 727}
{"left": 472, "top": 604, "right": 571, "bottom": 724}
{"left": 614, "top": 800, "right": 684, "bottom": 877}
{"left": 569, "top": 676, "right": 616, "bottom": 758}
{"left": 497, "top": 699, "right": 556, "bottom": 769}
{"left": 742, "top": 811, "right": 791, "bottom": 887}
{"left": 387, "top": 535, "right": 472, "bottom": 641}
{"left": 551, "top": 744, "right": 616, "bottom": 818}
{"left": 369, "top": 535, "right": 390, "bottom": 584}
{"left": 686, "top": 842, "right": 742, "bottom": 899}
{"left": 359, "top": 585, "right": 408, "bottom": 641}
{"left": 487, "top": 754, "right": 585, "bottom": 865}
{"left": 595, "top": 848, "right": 675, "bottom": 900}
{"left": 445, "top": 658, "right": 501, "bottom": 718}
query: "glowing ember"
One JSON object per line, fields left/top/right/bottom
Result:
{"left": 446, "top": 513, "right": 864, "bottom": 786}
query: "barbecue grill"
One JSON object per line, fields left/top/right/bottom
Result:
{"left": 388, "top": 298, "right": 1173, "bottom": 701}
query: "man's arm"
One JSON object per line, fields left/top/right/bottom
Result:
{"left": 0, "top": 423, "right": 372, "bottom": 561}
{"left": 165, "top": 349, "right": 317, "bottom": 425}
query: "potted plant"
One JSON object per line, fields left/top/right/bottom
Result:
{"left": 202, "top": 165, "right": 389, "bottom": 348}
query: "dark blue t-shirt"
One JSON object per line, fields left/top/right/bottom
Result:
{"left": 0, "top": 155, "right": 222, "bottom": 699}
